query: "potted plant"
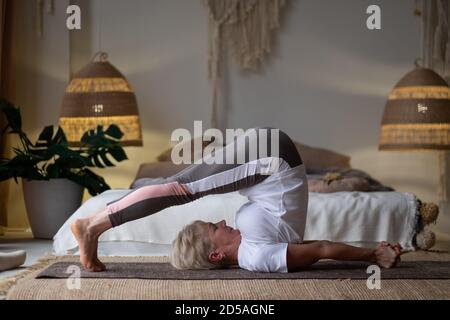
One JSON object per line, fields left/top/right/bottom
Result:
{"left": 0, "top": 99, "right": 128, "bottom": 239}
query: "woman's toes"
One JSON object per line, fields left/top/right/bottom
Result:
{"left": 84, "top": 261, "right": 105, "bottom": 272}
{"left": 91, "top": 265, "right": 104, "bottom": 272}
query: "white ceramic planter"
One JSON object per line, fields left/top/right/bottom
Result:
{"left": 22, "top": 178, "right": 84, "bottom": 239}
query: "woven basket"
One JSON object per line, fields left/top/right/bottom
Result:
{"left": 59, "top": 53, "right": 143, "bottom": 147}
{"left": 379, "top": 67, "right": 450, "bottom": 150}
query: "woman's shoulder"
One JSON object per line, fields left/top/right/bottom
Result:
{"left": 238, "top": 240, "right": 288, "bottom": 273}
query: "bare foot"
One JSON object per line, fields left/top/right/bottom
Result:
{"left": 71, "top": 219, "right": 106, "bottom": 272}
{"left": 373, "top": 242, "right": 400, "bottom": 268}
{"left": 92, "top": 239, "right": 106, "bottom": 270}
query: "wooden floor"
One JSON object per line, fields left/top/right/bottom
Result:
{"left": 0, "top": 238, "right": 53, "bottom": 280}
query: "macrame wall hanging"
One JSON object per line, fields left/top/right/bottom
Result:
{"left": 203, "top": 0, "right": 287, "bottom": 130}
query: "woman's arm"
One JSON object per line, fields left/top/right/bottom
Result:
{"left": 286, "top": 241, "right": 400, "bottom": 272}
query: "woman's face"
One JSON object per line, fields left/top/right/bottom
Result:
{"left": 207, "top": 220, "right": 241, "bottom": 249}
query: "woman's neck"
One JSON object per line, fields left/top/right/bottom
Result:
{"left": 224, "top": 236, "right": 241, "bottom": 266}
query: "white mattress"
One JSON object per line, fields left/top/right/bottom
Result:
{"left": 53, "top": 189, "right": 419, "bottom": 256}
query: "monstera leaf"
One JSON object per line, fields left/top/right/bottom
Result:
{"left": 34, "top": 126, "right": 68, "bottom": 148}
{"left": 0, "top": 153, "right": 44, "bottom": 183}
{"left": 81, "top": 124, "right": 128, "bottom": 168}
{"left": 0, "top": 101, "right": 34, "bottom": 149}
{"left": 45, "top": 156, "right": 87, "bottom": 179}
{"left": 0, "top": 99, "right": 129, "bottom": 196}
{"left": 81, "top": 124, "right": 123, "bottom": 145}
{"left": 0, "top": 100, "right": 22, "bottom": 134}
{"left": 64, "top": 168, "right": 110, "bottom": 196}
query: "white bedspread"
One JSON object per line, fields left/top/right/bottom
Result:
{"left": 53, "top": 190, "right": 418, "bottom": 255}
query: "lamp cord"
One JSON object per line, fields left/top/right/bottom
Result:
{"left": 98, "top": 0, "right": 103, "bottom": 53}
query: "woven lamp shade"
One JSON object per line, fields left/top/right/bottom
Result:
{"left": 379, "top": 67, "right": 450, "bottom": 151}
{"left": 59, "top": 54, "right": 143, "bottom": 147}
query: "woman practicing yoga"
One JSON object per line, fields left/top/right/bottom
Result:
{"left": 71, "top": 127, "right": 401, "bottom": 272}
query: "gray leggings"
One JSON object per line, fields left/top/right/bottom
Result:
{"left": 106, "top": 127, "right": 302, "bottom": 227}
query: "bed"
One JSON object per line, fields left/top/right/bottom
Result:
{"left": 53, "top": 140, "right": 425, "bottom": 256}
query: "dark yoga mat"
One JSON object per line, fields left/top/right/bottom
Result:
{"left": 36, "top": 261, "right": 450, "bottom": 280}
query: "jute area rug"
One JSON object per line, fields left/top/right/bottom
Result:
{"left": 1, "top": 251, "right": 449, "bottom": 300}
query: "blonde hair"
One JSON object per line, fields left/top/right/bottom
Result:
{"left": 170, "top": 220, "right": 219, "bottom": 270}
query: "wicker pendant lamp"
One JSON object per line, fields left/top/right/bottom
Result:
{"left": 59, "top": 52, "right": 143, "bottom": 147}
{"left": 379, "top": 66, "right": 450, "bottom": 150}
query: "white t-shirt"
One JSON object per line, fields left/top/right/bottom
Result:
{"left": 236, "top": 163, "right": 308, "bottom": 273}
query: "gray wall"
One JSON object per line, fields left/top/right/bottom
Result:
{"left": 7, "top": 0, "right": 71, "bottom": 228}
{"left": 8, "top": 0, "right": 448, "bottom": 236}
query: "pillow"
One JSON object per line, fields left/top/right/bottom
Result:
{"left": 156, "top": 137, "right": 216, "bottom": 162}
{"left": 156, "top": 138, "right": 351, "bottom": 171}
{"left": 308, "top": 176, "right": 370, "bottom": 193}
{"left": 134, "top": 161, "right": 190, "bottom": 182}
{"left": 306, "top": 169, "right": 394, "bottom": 193}
{"left": 294, "top": 142, "right": 351, "bottom": 170}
